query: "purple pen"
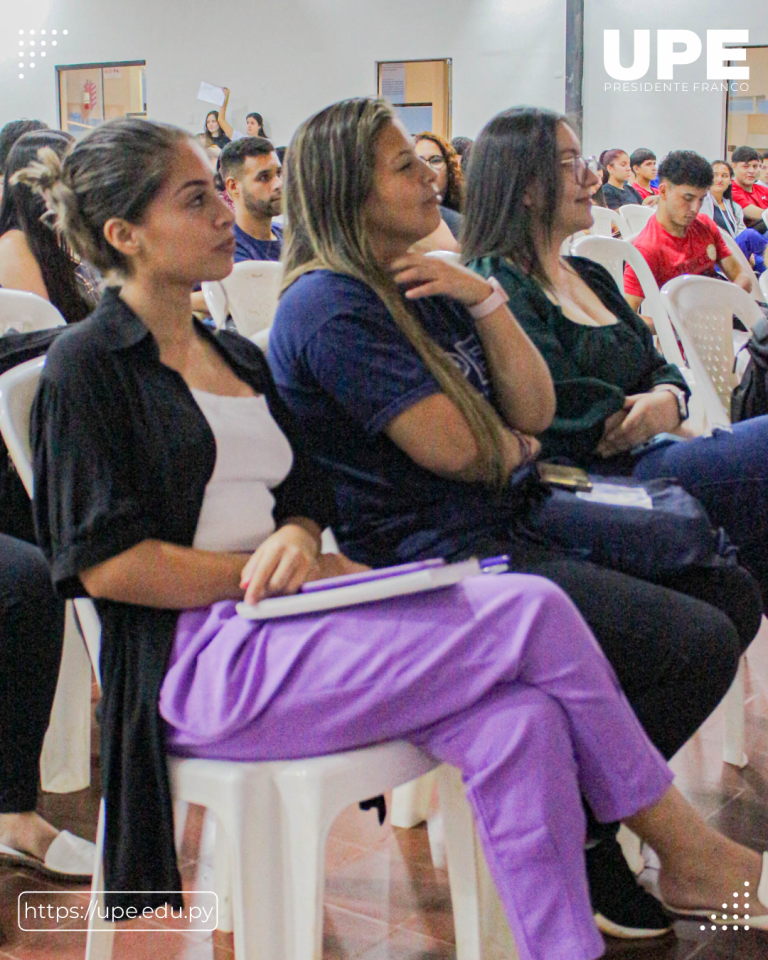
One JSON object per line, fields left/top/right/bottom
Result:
{"left": 300, "top": 558, "right": 446, "bottom": 594}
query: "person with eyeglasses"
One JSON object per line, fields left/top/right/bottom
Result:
{"left": 414, "top": 131, "right": 464, "bottom": 240}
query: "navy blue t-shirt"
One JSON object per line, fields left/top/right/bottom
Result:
{"left": 234, "top": 222, "right": 283, "bottom": 263}
{"left": 268, "top": 270, "right": 524, "bottom": 566}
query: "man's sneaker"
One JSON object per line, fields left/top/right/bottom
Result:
{"left": 586, "top": 836, "right": 673, "bottom": 939}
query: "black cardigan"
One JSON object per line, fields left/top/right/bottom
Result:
{"left": 31, "top": 289, "right": 335, "bottom": 911}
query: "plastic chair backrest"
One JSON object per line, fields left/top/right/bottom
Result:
{"left": 425, "top": 250, "right": 461, "bottom": 265}
{"left": 760, "top": 269, "right": 768, "bottom": 303}
{"left": 201, "top": 281, "right": 229, "bottom": 329}
{"left": 250, "top": 327, "right": 271, "bottom": 352}
{"left": 718, "top": 228, "right": 762, "bottom": 301}
{"left": 660, "top": 275, "right": 763, "bottom": 428}
{"left": 219, "top": 260, "right": 284, "bottom": 337}
{"left": 571, "top": 235, "right": 685, "bottom": 367}
{"left": 589, "top": 206, "right": 631, "bottom": 239}
{"left": 619, "top": 204, "right": 654, "bottom": 235}
{"left": 0, "top": 289, "right": 66, "bottom": 334}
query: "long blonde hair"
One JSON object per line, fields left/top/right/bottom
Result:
{"left": 281, "top": 97, "right": 509, "bottom": 489}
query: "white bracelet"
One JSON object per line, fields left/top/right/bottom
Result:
{"left": 468, "top": 276, "right": 509, "bottom": 320}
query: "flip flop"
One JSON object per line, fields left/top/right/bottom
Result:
{"left": 662, "top": 851, "right": 768, "bottom": 929}
{"left": 0, "top": 830, "right": 95, "bottom": 883}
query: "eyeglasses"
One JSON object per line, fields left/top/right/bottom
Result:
{"left": 421, "top": 155, "right": 447, "bottom": 169}
{"left": 561, "top": 155, "right": 601, "bottom": 185}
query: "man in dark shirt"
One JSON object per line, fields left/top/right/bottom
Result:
{"left": 219, "top": 137, "right": 283, "bottom": 262}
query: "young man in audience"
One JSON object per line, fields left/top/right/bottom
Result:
{"left": 759, "top": 151, "right": 768, "bottom": 188}
{"left": 219, "top": 137, "right": 283, "bottom": 262}
{"left": 629, "top": 148, "right": 658, "bottom": 201}
{"left": 624, "top": 150, "right": 750, "bottom": 312}
{"left": 730, "top": 146, "right": 768, "bottom": 234}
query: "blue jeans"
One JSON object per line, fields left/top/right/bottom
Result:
{"left": 600, "top": 418, "right": 768, "bottom": 607}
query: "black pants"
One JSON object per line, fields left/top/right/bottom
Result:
{"left": 0, "top": 534, "right": 64, "bottom": 812}
{"left": 455, "top": 535, "right": 762, "bottom": 841}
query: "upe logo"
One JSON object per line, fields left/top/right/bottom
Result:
{"left": 604, "top": 30, "right": 749, "bottom": 81}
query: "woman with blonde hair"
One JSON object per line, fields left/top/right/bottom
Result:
{"left": 268, "top": 96, "right": 765, "bottom": 940}
{"left": 22, "top": 115, "right": 768, "bottom": 960}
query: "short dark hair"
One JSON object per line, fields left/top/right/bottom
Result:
{"left": 630, "top": 148, "right": 655, "bottom": 172}
{"left": 657, "top": 150, "right": 713, "bottom": 189}
{"left": 0, "top": 119, "right": 48, "bottom": 174}
{"left": 219, "top": 136, "right": 276, "bottom": 181}
{"left": 732, "top": 145, "right": 760, "bottom": 165}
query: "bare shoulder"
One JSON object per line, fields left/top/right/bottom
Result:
{"left": 0, "top": 229, "right": 49, "bottom": 298}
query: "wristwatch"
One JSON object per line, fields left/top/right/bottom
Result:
{"left": 655, "top": 384, "right": 689, "bottom": 423}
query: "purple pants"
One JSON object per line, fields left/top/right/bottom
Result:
{"left": 160, "top": 575, "right": 673, "bottom": 960}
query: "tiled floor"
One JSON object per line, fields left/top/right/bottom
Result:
{"left": 1, "top": 624, "right": 767, "bottom": 960}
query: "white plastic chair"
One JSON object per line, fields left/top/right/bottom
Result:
{"left": 761, "top": 269, "right": 768, "bottom": 303}
{"left": 718, "top": 228, "right": 762, "bottom": 302}
{"left": 426, "top": 249, "right": 462, "bottom": 265}
{"left": 0, "top": 354, "right": 92, "bottom": 793}
{"left": 250, "top": 326, "right": 271, "bottom": 352}
{"left": 0, "top": 288, "right": 66, "bottom": 333}
{"left": 618, "top": 204, "right": 654, "bottom": 236}
{"left": 661, "top": 274, "right": 764, "bottom": 768}
{"left": 589, "top": 205, "right": 631, "bottom": 239}
{"left": 202, "top": 260, "right": 284, "bottom": 337}
{"left": 0, "top": 357, "right": 490, "bottom": 960}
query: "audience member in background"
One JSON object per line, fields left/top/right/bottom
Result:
{"left": 245, "top": 112, "right": 266, "bottom": 137}
{"left": 219, "top": 137, "right": 282, "bottom": 262}
{"left": 0, "top": 534, "right": 95, "bottom": 881}
{"left": 622, "top": 151, "right": 750, "bottom": 309}
{"left": 414, "top": 132, "right": 464, "bottom": 239}
{"left": 0, "top": 130, "right": 94, "bottom": 320}
{"left": 462, "top": 108, "right": 768, "bottom": 611}
{"left": 599, "top": 149, "right": 641, "bottom": 209}
{"left": 27, "top": 116, "right": 768, "bottom": 960}
{"left": 730, "top": 145, "right": 768, "bottom": 234}
{"left": 268, "top": 98, "right": 764, "bottom": 939}
{"left": 451, "top": 135, "right": 473, "bottom": 170}
{"left": 203, "top": 89, "right": 232, "bottom": 148}
{"left": 701, "top": 160, "right": 766, "bottom": 276}
{"left": 759, "top": 150, "right": 768, "bottom": 188}
{"left": 629, "top": 148, "right": 658, "bottom": 201}
{"left": 0, "top": 120, "right": 47, "bottom": 201}
{"left": 275, "top": 146, "right": 287, "bottom": 166}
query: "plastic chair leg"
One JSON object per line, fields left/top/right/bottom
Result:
{"left": 390, "top": 771, "right": 437, "bottom": 827}
{"left": 723, "top": 656, "right": 748, "bottom": 767}
{"left": 85, "top": 800, "right": 116, "bottom": 960}
{"left": 211, "top": 814, "right": 233, "bottom": 933}
{"left": 436, "top": 766, "right": 483, "bottom": 960}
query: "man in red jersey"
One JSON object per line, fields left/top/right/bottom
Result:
{"left": 624, "top": 150, "right": 750, "bottom": 312}
{"left": 730, "top": 145, "right": 768, "bottom": 233}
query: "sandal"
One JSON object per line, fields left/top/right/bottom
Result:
{"left": 0, "top": 830, "right": 95, "bottom": 883}
{"left": 662, "top": 851, "right": 768, "bottom": 929}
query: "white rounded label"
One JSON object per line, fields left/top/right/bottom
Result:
{"left": 707, "top": 244, "right": 717, "bottom": 261}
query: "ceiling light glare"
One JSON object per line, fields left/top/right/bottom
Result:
{"left": 19, "top": 73, "right": 24, "bottom": 79}
{"left": 62, "top": 29, "right": 68, "bottom": 34}
{"left": 18, "top": 40, "right": 24, "bottom": 45}
{"left": 40, "top": 29, "right": 45, "bottom": 34}
{"left": 40, "top": 51, "right": 46, "bottom": 56}
{"left": 29, "top": 29, "right": 35, "bottom": 34}
{"left": 52, "top": 40, "right": 57, "bottom": 45}
{"left": 30, "top": 51, "right": 35, "bottom": 56}
{"left": 18, "top": 29, "right": 23, "bottom": 34}
{"left": 30, "top": 62, "right": 35, "bottom": 67}
{"left": 51, "top": 29, "right": 57, "bottom": 34}
{"left": 41, "top": 40, "right": 46, "bottom": 45}
{"left": 30, "top": 40, "right": 35, "bottom": 45}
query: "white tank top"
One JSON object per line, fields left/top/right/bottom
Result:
{"left": 190, "top": 389, "right": 294, "bottom": 553}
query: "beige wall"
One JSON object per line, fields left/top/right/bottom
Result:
{"left": 404, "top": 60, "right": 450, "bottom": 138}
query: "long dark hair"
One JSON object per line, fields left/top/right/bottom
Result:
{"left": 712, "top": 160, "right": 734, "bottom": 201}
{"left": 0, "top": 130, "right": 90, "bottom": 322}
{"left": 462, "top": 107, "right": 563, "bottom": 288}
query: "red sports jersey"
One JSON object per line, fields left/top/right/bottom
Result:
{"left": 623, "top": 214, "right": 730, "bottom": 297}
{"left": 631, "top": 183, "right": 658, "bottom": 200}
{"left": 730, "top": 179, "right": 768, "bottom": 218}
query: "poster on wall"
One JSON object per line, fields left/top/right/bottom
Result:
{"left": 381, "top": 63, "right": 406, "bottom": 102}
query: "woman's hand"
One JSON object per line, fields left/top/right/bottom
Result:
{"left": 240, "top": 523, "right": 320, "bottom": 604}
{"left": 595, "top": 391, "right": 680, "bottom": 457}
{"left": 390, "top": 253, "right": 492, "bottom": 307}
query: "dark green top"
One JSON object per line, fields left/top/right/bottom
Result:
{"left": 469, "top": 255, "right": 688, "bottom": 462}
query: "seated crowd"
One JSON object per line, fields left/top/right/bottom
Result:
{"left": 1, "top": 98, "right": 768, "bottom": 960}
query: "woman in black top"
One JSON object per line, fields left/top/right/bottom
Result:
{"left": 599, "top": 149, "right": 641, "bottom": 210}
{"left": 26, "top": 116, "right": 768, "bottom": 956}
{"left": 203, "top": 88, "right": 232, "bottom": 149}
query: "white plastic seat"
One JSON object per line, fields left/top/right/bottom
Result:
{"left": 0, "top": 289, "right": 66, "bottom": 333}
{"left": 202, "top": 260, "right": 284, "bottom": 337}
{"left": 618, "top": 203, "right": 654, "bottom": 236}
{"left": 0, "top": 357, "right": 490, "bottom": 960}
{"left": 660, "top": 273, "right": 763, "bottom": 769}
{"left": 761, "top": 269, "right": 768, "bottom": 303}
{"left": 718, "top": 228, "right": 762, "bottom": 301}
{"left": 589, "top": 205, "right": 631, "bottom": 239}
{"left": 426, "top": 249, "right": 462, "bottom": 264}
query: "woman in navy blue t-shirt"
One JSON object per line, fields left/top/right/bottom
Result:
{"left": 268, "top": 97, "right": 764, "bottom": 939}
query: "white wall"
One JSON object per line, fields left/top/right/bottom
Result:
{"left": 0, "top": 0, "right": 566, "bottom": 147}
{"left": 582, "top": 0, "right": 768, "bottom": 161}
